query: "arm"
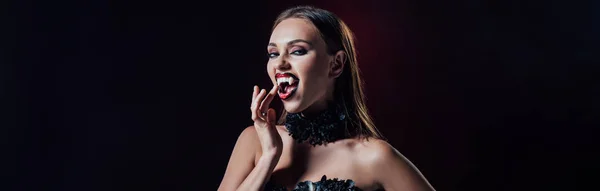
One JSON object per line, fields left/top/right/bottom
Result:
{"left": 368, "top": 140, "right": 435, "bottom": 191}
{"left": 236, "top": 149, "right": 280, "bottom": 190}
{"left": 218, "top": 126, "right": 280, "bottom": 191}
{"left": 217, "top": 126, "right": 259, "bottom": 191}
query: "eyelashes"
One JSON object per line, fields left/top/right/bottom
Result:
{"left": 267, "top": 49, "right": 308, "bottom": 59}
{"left": 268, "top": 52, "right": 279, "bottom": 58}
{"left": 291, "top": 49, "right": 307, "bottom": 55}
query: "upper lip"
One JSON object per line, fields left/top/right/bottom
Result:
{"left": 275, "top": 73, "right": 298, "bottom": 79}
{"left": 275, "top": 73, "right": 299, "bottom": 86}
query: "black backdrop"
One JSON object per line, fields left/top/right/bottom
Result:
{"left": 5, "top": 0, "right": 599, "bottom": 190}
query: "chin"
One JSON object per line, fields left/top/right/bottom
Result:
{"left": 280, "top": 88, "right": 306, "bottom": 113}
{"left": 282, "top": 102, "right": 303, "bottom": 114}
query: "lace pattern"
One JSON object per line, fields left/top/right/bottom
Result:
{"left": 264, "top": 175, "right": 363, "bottom": 191}
{"left": 284, "top": 103, "right": 351, "bottom": 146}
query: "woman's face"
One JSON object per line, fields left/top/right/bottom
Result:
{"left": 267, "top": 18, "right": 334, "bottom": 114}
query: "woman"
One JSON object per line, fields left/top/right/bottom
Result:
{"left": 218, "top": 6, "right": 434, "bottom": 191}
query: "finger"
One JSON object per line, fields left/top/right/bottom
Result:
{"left": 255, "top": 89, "right": 267, "bottom": 105}
{"left": 251, "top": 85, "right": 258, "bottom": 104}
{"left": 267, "top": 108, "right": 277, "bottom": 124}
{"left": 259, "top": 85, "right": 278, "bottom": 114}
{"left": 251, "top": 87, "right": 264, "bottom": 120}
{"left": 252, "top": 89, "right": 267, "bottom": 120}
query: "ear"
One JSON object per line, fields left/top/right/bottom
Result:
{"left": 329, "top": 50, "right": 346, "bottom": 78}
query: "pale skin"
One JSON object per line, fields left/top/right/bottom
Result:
{"left": 218, "top": 18, "right": 435, "bottom": 191}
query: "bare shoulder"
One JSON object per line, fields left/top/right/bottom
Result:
{"left": 351, "top": 138, "right": 400, "bottom": 164}
{"left": 352, "top": 138, "right": 416, "bottom": 173}
{"left": 353, "top": 138, "right": 435, "bottom": 190}
{"left": 233, "top": 126, "right": 261, "bottom": 155}
{"left": 238, "top": 125, "right": 288, "bottom": 142}
{"left": 237, "top": 126, "right": 259, "bottom": 143}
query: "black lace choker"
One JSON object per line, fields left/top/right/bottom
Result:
{"left": 284, "top": 103, "right": 350, "bottom": 146}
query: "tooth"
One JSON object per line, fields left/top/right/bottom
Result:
{"left": 289, "top": 77, "right": 295, "bottom": 84}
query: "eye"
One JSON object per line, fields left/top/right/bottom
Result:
{"left": 291, "top": 49, "right": 307, "bottom": 56}
{"left": 268, "top": 52, "right": 279, "bottom": 59}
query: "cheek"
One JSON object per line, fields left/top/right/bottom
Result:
{"left": 292, "top": 57, "right": 317, "bottom": 78}
{"left": 266, "top": 61, "right": 275, "bottom": 77}
{"left": 294, "top": 56, "right": 329, "bottom": 86}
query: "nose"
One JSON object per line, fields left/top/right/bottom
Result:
{"left": 274, "top": 57, "right": 291, "bottom": 71}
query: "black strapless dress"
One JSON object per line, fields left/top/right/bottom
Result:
{"left": 264, "top": 175, "right": 363, "bottom": 191}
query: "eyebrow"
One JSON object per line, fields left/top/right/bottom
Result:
{"left": 268, "top": 39, "right": 313, "bottom": 47}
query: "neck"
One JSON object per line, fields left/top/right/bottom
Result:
{"left": 300, "top": 98, "right": 333, "bottom": 118}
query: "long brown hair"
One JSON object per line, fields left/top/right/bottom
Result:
{"left": 274, "top": 6, "right": 385, "bottom": 140}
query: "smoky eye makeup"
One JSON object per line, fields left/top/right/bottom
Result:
{"left": 267, "top": 47, "right": 278, "bottom": 58}
{"left": 290, "top": 49, "right": 307, "bottom": 55}
{"left": 267, "top": 52, "right": 279, "bottom": 59}
{"left": 289, "top": 46, "right": 309, "bottom": 56}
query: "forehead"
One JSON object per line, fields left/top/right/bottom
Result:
{"left": 269, "top": 18, "right": 320, "bottom": 45}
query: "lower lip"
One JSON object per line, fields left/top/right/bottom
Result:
{"left": 278, "top": 85, "right": 298, "bottom": 100}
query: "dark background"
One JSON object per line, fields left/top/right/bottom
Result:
{"left": 5, "top": 0, "right": 599, "bottom": 190}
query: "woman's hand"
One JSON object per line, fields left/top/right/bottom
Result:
{"left": 250, "top": 85, "right": 283, "bottom": 159}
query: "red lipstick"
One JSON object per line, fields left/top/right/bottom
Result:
{"left": 275, "top": 73, "right": 299, "bottom": 100}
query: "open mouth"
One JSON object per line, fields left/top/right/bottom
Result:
{"left": 276, "top": 73, "right": 299, "bottom": 100}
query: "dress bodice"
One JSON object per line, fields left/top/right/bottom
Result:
{"left": 264, "top": 175, "right": 363, "bottom": 191}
